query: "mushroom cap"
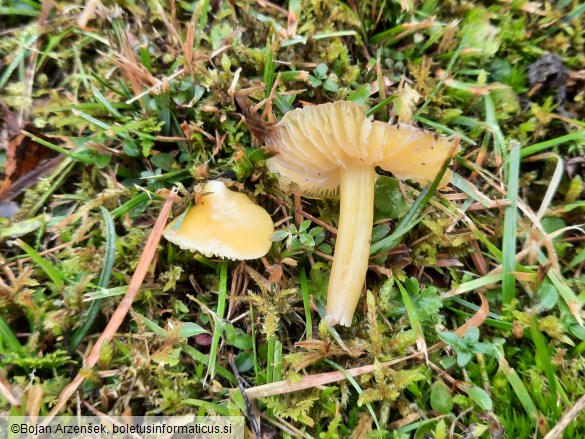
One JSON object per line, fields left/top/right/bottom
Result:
{"left": 266, "top": 101, "right": 456, "bottom": 195}
{"left": 163, "top": 180, "right": 274, "bottom": 260}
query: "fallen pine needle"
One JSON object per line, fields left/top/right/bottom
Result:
{"left": 246, "top": 293, "right": 488, "bottom": 399}
{"left": 42, "top": 187, "right": 178, "bottom": 423}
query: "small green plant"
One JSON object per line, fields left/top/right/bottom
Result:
{"left": 307, "top": 63, "right": 339, "bottom": 93}
{"left": 438, "top": 327, "right": 493, "bottom": 368}
{"left": 271, "top": 220, "right": 331, "bottom": 257}
{"left": 430, "top": 380, "right": 454, "bottom": 414}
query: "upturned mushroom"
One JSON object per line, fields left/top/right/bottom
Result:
{"left": 266, "top": 101, "right": 457, "bottom": 326}
{"left": 163, "top": 180, "right": 274, "bottom": 260}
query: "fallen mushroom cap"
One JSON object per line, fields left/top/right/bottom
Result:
{"left": 163, "top": 180, "right": 274, "bottom": 260}
{"left": 266, "top": 101, "right": 458, "bottom": 326}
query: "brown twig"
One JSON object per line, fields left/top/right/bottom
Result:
{"left": 41, "top": 188, "right": 178, "bottom": 424}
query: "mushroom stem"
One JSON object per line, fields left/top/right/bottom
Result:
{"left": 325, "top": 163, "right": 377, "bottom": 326}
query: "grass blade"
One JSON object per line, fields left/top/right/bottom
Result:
{"left": 324, "top": 359, "right": 382, "bottom": 434}
{"left": 111, "top": 192, "right": 151, "bottom": 218}
{"left": 263, "top": 40, "right": 275, "bottom": 98}
{"left": 22, "top": 131, "right": 94, "bottom": 164}
{"left": 366, "top": 95, "right": 397, "bottom": 117}
{"left": 494, "top": 345, "right": 540, "bottom": 421}
{"left": 415, "top": 115, "right": 477, "bottom": 146}
{"left": 502, "top": 141, "right": 520, "bottom": 305}
{"left": 521, "top": 131, "right": 585, "bottom": 158}
{"left": 13, "top": 239, "right": 64, "bottom": 288}
{"left": 272, "top": 340, "right": 283, "bottom": 382}
{"left": 396, "top": 279, "right": 427, "bottom": 358}
{"left": 0, "top": 315, "right": 22, "bottom": 353}
{"left": 298, "top": 265, "right": 312, "bottom": 339}
{"left": 183, "top": 399, "right": 231, "bottom": 416}
{"left": 444, "top": 274, "right": 502, "bottom": 298}
{"left": 266, "top": 337, "right": 275, "bottom": 383}
{"left": 206, "top": 261, "right": 228, "bottom": 382}
{"left": 29, "top": 159, "right": 75, "bottom": 217}
{"left": 182, "top": 345, "right": 235, "bottom": 384}
{"left": 71, "top": 207, "right": 116, "bottom": 349}
{"left": 529, "top": 313, "right": 560, "bottom": 420}
{"left": 484, "top": 93, "right": 507, "bottom": 163}
{"left": 91, "top": 85, "right": 122, "bottom": 117}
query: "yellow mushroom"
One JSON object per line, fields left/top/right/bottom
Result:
{"left": 163, "top": 180, "right": 274, "bottom": 260}
{"left": 266, "top": 101, "right": 458, "bottom": 326}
